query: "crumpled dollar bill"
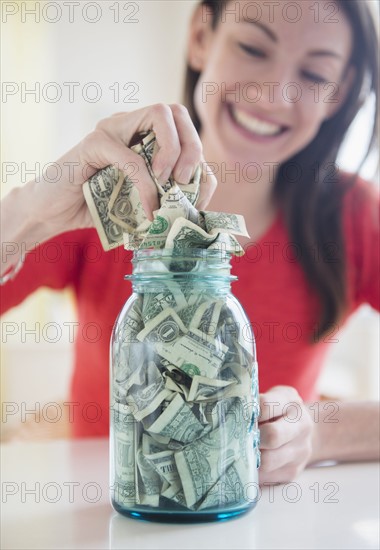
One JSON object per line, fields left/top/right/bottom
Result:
{"left": 83, "top": 131, "right": 248, "bottom": 255}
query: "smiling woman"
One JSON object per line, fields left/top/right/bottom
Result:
{"left": 1, "top": 0, "right": 379, "bottom": 487}
{"left": 185, "top": 0, "right": 378, "bottom": 339}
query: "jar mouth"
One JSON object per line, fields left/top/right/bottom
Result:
{"left": 125, "top": 248, "right": 236, "bottom": 282}
{"left": 131, "top": 248, "right": 232, "bottom": 262}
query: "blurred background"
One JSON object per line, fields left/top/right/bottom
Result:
{"left": 1, "top": 0, "right": 379, "bottom": 440}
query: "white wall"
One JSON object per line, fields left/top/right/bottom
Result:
{"left": 2, "top": 0, "right": 198, "bottom": 188}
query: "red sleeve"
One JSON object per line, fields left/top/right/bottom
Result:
{"left": 343, "top": 175, "right": 380, "bottom": 312}
{"left": 0, "top": 229, "right": 92, "bottom": 315}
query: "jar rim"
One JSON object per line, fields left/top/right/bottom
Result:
{"left": 126, "top": 248, "right": 236, "bottom": 283}
{"left": 131, "top": 248, "right": 232, "bottom": 262}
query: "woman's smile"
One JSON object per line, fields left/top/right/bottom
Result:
{"left": 192, "top": 0, "right": 353, "bottom": 166}
{"left": 227, "top": 103, "right": 290, "bottom": 142}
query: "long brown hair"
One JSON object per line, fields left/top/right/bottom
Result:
{"left": 184, "top": 0, "right": 379, "bottom": 340}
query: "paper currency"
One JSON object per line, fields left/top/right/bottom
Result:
{"left": 141, "top": 282, "right": 187, "bottom": 324}
{"left": 83, "top": 130, "right": 248, "bottom": 253}
{"left": 127, "top": 362, "right": 171, "bottom": 421}
{"left": 147, "top": 394, "right": 205, "bottom": 443}
{"left": 82, "top": 165, "right": 125, "bottom": 250}
{"left": 136, "top": 449, "right": 161, "bottom": 507}
{"left": 112, "top": 403, "right": 138, "bottom": 506}
{"left": 174, "top": 397, "right": 249, "bottom": 508}
{"left": 104, "top": 132, "right": 259, "bottom": 513}
{"left": 112, "top": 275, "right": 258, "bottom": 512}
{"left": 190, "top": 299, "right": 223, "bottom": 336}
{"left": 139, "top": 183, "right": 199, "bottom": 250}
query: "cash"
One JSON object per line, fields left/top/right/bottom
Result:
{"left": 112, "top": 275, "right": 259, "bottom": 512}
{"left": 82, "top": 165, "right": 125, "bottom": 250}
{"left": 102, "top": 132, "right": 259, "bottom": 512}
{"left": 111, "top": 403, "right": 139, "bottom": 507}
{"left": 83, "top": 131, "right": 248, "bottom": 253}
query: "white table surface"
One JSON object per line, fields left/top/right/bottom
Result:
{"left": 1, "top": 437, "right": 379, "bottom": 550}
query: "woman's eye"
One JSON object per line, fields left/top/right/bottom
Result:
{"left": 302, "top": 71, "right": 328, "bottom": 84}
{"left": 238, "top": 43, "right": 267, "bottom": 58}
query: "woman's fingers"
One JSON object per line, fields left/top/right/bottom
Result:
{"left": 260, "top": 432, "right": 312, "bottom": 473}
{"left": 167, "top": 104, "right": 203, "bottom": 184}
{"left": 97, "top": 105, "right": 181, "bottom": 184}
{"left": 27, "top": 103, "right": 216, "bottom": 241}
{"left": 260, "top": 414, "right": 306, "bottom": 450}
{"left": 140, "top": 103, "right": 183, "bottom": 184}
{"left": 196, "top": 159, "right": 218, "bottom": 210}
{"left": 126, "top": 103, "right": 203, "bottom": 185}
{"left": 91, "top": 104, "right": 215, "bottom": 214}
{"left": 97, "top": 105, "right": 205, "bottom": 185}
{"left": 258, "top": 385, "right": 315, "bottom": 484}
{"left": 259, "top": 385, "right": 303, "bottom": 423}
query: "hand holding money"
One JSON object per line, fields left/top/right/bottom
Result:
{"left": 1, "top": 105, "right": 215, "bottom": 273}
{"left": 83, "top": 131, "right": 248, "bottom": 254}
{"left": 86, "top": 105, "right": 216, "bottom": 219}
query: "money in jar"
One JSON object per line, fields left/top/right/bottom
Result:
{"left": 110, "top": 248, "right": 261, "bottom": 522}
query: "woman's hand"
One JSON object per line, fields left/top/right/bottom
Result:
{"left": 1, "top": 104, "right": 217, "bottom": 274}
{"left": 34, "top": 104, "right": 217, "bottom": 233}
{"left": 258, "top": 385, "right": 314, "bottom": 484}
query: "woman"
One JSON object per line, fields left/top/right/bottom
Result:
{"left": 1, "top": 0, "right": 379, "bottom": 484}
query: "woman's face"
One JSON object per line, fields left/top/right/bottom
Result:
{"left": 190, "top": 0, "right": 353, "bottom": 166}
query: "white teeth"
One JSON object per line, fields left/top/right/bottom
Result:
{"left": 232, "top": 107, "right": 283, "bottom": 136}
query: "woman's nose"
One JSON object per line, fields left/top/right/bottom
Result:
{"left": 248, "top": 65, "right": 297, "bottom": 111}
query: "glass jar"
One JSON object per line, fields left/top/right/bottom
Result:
{"left": 110, "top": 249, "right": 260, "bottom": 522}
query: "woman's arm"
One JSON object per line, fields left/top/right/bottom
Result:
{"left": 1, "top": 179, "right": 65, "bottom": 275}
{"left": 1, "top": 105, "right": 217, "bottom": 277}
{"left": 308, "top": 400, "right": 380, "bottom": 464}
{"left": 258, "top": 386, "right": 380, "bottom": 485}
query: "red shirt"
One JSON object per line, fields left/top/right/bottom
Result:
{"left": 2, "top": 176, "right": 379, "bottom": 437}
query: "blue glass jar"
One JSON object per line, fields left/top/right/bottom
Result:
{"left": 110, "top": 249, "right": 260, "bottom": 522}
